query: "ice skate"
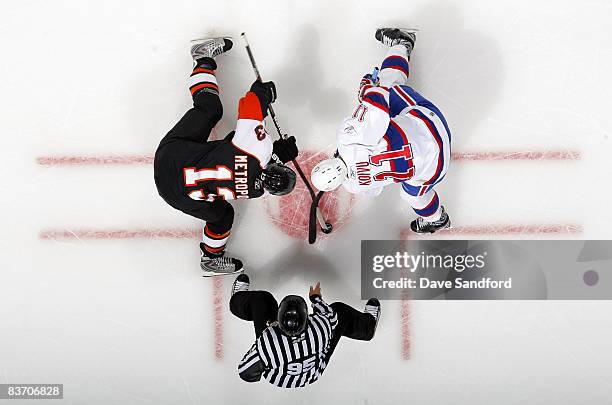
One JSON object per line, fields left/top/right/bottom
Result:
{"left": 375, "top": 28, "right": 417, "bottom": 55}
{"left": 410, "top": 206, "right": 451, "bottom": 234}
{"left": 200, "top": 252, "right": 244, "bottom": 277}
{"left": 232, "top": 273, "right": 250, "bottom": 296}
{"left": 190, "top": 37, "right": 233, "bottom": 61}
{"left": 364, "top": 298, "right": 381, "bottom": 332}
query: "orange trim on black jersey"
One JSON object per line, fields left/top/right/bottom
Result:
{"left": 204, "top": 226, "right": 231, "bottom": 240}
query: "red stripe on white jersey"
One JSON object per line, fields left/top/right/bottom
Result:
{"left": 395, "top": 86, "right": 416, "bottom": 106}
{"left": 363, "top": 98, "right": 390, "bottom": 114}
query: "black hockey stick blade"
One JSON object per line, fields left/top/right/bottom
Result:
{"left": 308, "top": 192, "right": 323, "bottom": 244}
{"left": 308, "top": 191, "right": 332, "bottom": 244}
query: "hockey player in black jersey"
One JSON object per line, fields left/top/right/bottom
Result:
{"left": 230, "top": 274, "right": 381, "bottom": 388}
{"left": 154, "top": 37, "right": 299, "bottom": 276}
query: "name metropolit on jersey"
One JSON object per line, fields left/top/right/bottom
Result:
{"left": 234, "top": 155, "right": 250, "bottom": 199}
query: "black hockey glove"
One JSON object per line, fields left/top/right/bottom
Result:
{"left": 272, "top": 136, "right": 298, "bottom": 163}
{"left": 250, "top": 80, "right": 277, "bottom": 114}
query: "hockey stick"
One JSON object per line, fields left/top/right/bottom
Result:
{"left": 241, "top": 32, "right": 332, "bottom": 243}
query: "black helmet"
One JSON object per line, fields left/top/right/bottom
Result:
{"left": 262, "top": 164, "right": 297, "bottom": 196}
{"left": 277, "top": 295, "right": 308, "bottom": 336}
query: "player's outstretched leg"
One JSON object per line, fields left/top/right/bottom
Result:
{"left": 376, "top": 28, "right": 416, "bottom": 91}
{"left": 200, "top": 227, "right": 244, "bottom": 277}
{"left": 199, "top": 204, "right": 243, "bottom": 276}
{"left": 200, "top": 219, "right": 243, "bottom": 277}
{"left": 375, "top": 28, "right": 417, "bottom": 56}
{"left": 188, "top": 37, "right": 233, "bottom": 99}
{"left": 402, "top": 188, "right": 451, "bottom": 234}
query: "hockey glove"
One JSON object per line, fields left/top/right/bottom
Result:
{"left": 358, "top": 73, "right": 379, "bottom": 102}
{"left": 250, "top": 80, "right": 277, "bottom": 114}
{"left": 272, "top": 136, "right": 298, "bottom": 163}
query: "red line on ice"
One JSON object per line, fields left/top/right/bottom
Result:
{"left": 400, "top": 300, "right": 411, "bottom": 361}
{"left": 35, "top": 150, "right": 582, "bottom": 166}
{"left": 213, "top": 277, "right": 224, "bottom": 361}
{"left": 399, "top": 224, "right": 583, "bottom": 239}
{"left": 451, "top": 150, "right": 581, "bottom": 161}
{"left": 39, "top": 228, "right": 201, "bottom": 240}
{"left": 36, "top": 155, "right": 155, "bottom": 166}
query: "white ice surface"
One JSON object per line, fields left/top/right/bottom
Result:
{"left": 1, "top": 0, "right": 612, "bottom": 404}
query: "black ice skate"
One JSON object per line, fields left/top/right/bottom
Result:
{"left": 375, "top": 28, "right": 417, "bottom": 56}
{"left": 200, "top": 252, "right": 244, "bottom": 277}
{"left": 410, "top": 206, "right": 451, "bottom": 234}
{"left": 190, "top": 37, "right": 233, "bottom": 61}
{"left": 364, "top": 298, "right": 381, "bottom": 333}
{"left": 232, "top": 273, "right": 250, "bottom": 296}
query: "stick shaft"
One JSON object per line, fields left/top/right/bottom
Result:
{"left": 240, "top": 32, "right": 332, "bottom": 235}
{"left": 241, "top": 33, "right": 286, "bottom": 139}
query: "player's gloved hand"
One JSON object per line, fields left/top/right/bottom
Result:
{"left": 272, "top": 136, "right": 298, "bottom": 163}
{"left": 250, "top": 80, "right": 277, "bottom": 113}
{"left": 358, "top": 73, "right": 379, "bottom": 102}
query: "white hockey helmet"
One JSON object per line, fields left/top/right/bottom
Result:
{"left": 311, "top": 157, "right": 348, "bottom": 192}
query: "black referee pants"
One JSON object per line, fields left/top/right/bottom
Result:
{"left": 230, "top": 291, "right": 279, "bottom": 337}
{"left": 325, "top": 302, "right": 377, "bottom": 360}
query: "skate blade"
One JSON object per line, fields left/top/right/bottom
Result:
{"left": 413, "top": 220, "right": 452, "bottom": 235}
{"left": 201, "top": 267, "right": 245, "bottom": 278}
{"left": 398, "top": 28, "right": 419, "bottom": 33}
{"left": 377, "top": 27, "right": 420, "bottom": 33}
{"left": 435, "top": 221, "right": 453, "bottom": 233}
{"left": 190, "top": 36, "right": 233, "bottom": 44}
{"left": 201, "top": 269, "right": 244, "bottom": 278}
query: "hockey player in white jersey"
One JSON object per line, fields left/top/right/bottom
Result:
{"left": 311, "top": 28, "right": 452, "bottom": 233}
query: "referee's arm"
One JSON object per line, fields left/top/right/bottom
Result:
{"left": 238, "top": 343, "right": 266, "bottom": 382}
{"left": 309, "top": 282, "right": 338, "bottom": 327}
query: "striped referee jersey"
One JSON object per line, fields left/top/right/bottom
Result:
{"left": 237, "top": 295, "right": 338, "bottom": 388}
